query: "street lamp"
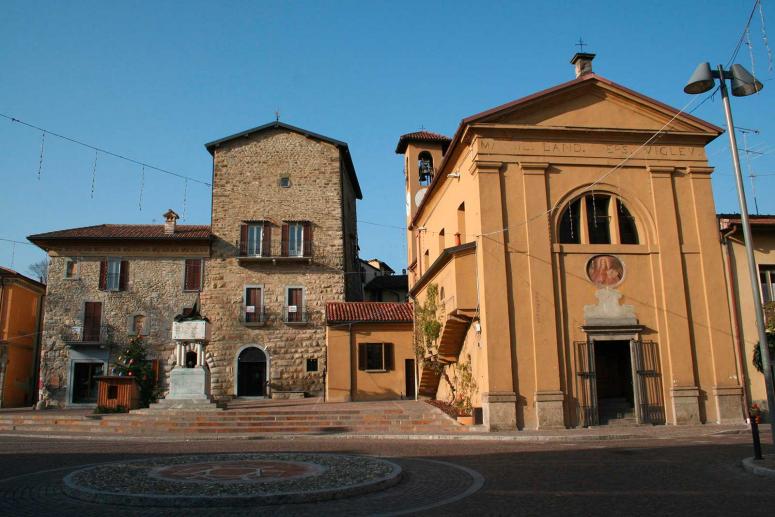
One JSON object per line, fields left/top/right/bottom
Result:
{"left": 684, "top": 62, "right": 774, "bottom": 442}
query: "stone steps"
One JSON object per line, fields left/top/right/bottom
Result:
{"left": 0, "top": 401, "right": 465, "bottom": 436}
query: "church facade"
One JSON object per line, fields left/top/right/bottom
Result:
{"left": 400, "top": 54, "right": 745, "bottom": 430}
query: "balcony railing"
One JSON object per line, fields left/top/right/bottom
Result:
{"left": 62, "top": 324, "right": 113, "bottom": 345}
{"left": 240, "top": 305, "right": 268, "bottom": 326}
{"left": 238, "top": 240, "right": 313, "bottom": 260}
{"left": 282, "top": 306, "right": 310, "bottom": 324}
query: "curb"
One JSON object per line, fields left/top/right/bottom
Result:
{"left": 741, "top": 457, "right": 775, "bottom": 478}
{"left": 0, "top": 427, "right": 749, "bottom": 444}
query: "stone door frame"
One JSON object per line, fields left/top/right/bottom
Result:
{"left": 581, "top": 325, "right": 644, "bottom": 424}
{"left": 233, "top": 344, "right": 270, "bottom": 398}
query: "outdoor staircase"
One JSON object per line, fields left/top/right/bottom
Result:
{"left": 418, "top": 312, "right": 472, "bottom": 398}
{"left": 598, "top": 397, "right": 637, "bottom": 426}
{"left": 0, "top": 399, "right": 467, "bottom": 437}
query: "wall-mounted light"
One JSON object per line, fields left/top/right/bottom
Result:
{"left": 447, "top": 172, "right": 461, "bottom": 179}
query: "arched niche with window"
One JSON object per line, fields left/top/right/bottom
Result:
{"left": 418, "top": 151, "right": 434, "bottom": 186}
{"left": 558, "top": 193, "right": 639, "bottom": 245}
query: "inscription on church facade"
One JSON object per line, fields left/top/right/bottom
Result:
{"left": 485, "top": 140, "right": 701, "bottom": 160}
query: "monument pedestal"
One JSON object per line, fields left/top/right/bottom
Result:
{"left": 168, "top": 366, "right": 210, "bottom": 400}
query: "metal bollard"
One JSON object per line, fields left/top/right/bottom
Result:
{"left": 751, "top": 417, "right": 764, "bottom": 461}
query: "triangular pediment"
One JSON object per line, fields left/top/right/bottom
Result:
{"left": 474, "top": 76, "right": 720, "bottom": 134}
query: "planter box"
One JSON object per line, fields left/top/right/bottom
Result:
{"left": 456, "top": 415, "right": 474, "bottom": 425}
{"left": 96, "top": 376, "right": 141, "bottom": 410}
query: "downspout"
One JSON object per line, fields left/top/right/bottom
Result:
{"left": 722, "top": 223, "right": 751, "bottom": 413}
{"left": 30, "top": 290, "right": 45, "bottom": 407}
{"left": 348, "top": 322, "right": 355, "bottom": 401}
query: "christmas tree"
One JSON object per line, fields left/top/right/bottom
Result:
{"left": 113, "top": 336, "right": 156, "bottom": 406}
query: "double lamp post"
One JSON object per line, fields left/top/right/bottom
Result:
{"left": 684, "top": 62, "right": 774, "bottom": 442}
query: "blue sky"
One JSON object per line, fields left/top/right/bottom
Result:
{"left": 2, "top": 0, "right": 774, "bottom": 277}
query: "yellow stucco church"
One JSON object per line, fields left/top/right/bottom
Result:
{"left": 398, "top": 53, "right": 745, "bottom": 431}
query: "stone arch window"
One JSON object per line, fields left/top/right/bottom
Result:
{"left": 558, "top": 193, "right": 639, "bottom": 245}
{"left": 418, "top": 151, "right": 434, "bottom": 186}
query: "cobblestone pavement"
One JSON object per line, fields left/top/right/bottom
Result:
{"left": 0, "top": 432, "right": 773, "bottom": 516}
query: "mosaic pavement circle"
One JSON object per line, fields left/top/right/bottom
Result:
{"left": 63, "top": 453, "right": 402, "bottom": 507}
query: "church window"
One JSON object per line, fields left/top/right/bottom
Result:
{"left": 418, "top": 151, "right": 434, "bottom": 186}
{"left": 617, "top": 200, "right": 639, "bottom": 245}
{"left": 586, "top": 195, "right": 611, "bottom": 244}
{"left": 559, "top": 194, "right": 638, "bottom": 245}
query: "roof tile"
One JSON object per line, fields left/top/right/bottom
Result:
{"left": 326, "top": 302, "right": 413, "bottom": 324}
{"left": 28, "top": 224, "right": 211, "bottom": 242}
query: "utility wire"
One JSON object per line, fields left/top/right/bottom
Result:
{"left": 0, "top": 112, "right": 212, "bottom": 187}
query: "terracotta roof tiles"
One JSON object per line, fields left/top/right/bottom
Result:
{"left": 28, "top": 224, "right": 211, "bottom": 242}
{"left": 395, "top": 130, "right": 452, "bottom": 154}
{"left": 326, "top": 302, "right": 413, "bottom": 324}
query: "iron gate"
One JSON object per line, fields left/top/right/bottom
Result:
{"left": 575, "top": 340, "right": 598, "bottom": 427}
{"left": 576, "top": 339, "right": 665, "bottom": 427}
{"left": 631, "top": 340, "right": 665, "bottom": 425}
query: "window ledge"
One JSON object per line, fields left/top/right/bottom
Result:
{"left": 552, "top": 243, "right": 654, "bottom": 254}
{"left": 364, "top": 369, "right": 388, "bottom": 373}
{"left": 242, "top": 321, "right": 267, "bottom": 327}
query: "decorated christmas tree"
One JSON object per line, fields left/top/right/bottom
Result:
{"left": 113, "top": 336, "right": 156, "bottom": 406}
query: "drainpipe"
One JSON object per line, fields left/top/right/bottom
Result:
{"left": 721, "top": 223, "right": 752, "bottom": 413}
{"left": 30, "top": 290, "right": 45, "bottom": 407}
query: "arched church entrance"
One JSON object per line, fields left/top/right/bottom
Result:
{"left": 237, "top": 346, "right": 267, "bottom": 397}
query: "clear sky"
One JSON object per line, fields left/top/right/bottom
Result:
{"left": 2, "top": 0, "right": 773, "bottom": 278}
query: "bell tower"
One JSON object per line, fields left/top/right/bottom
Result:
{"left": 395, "top": 130, "right": 451, "bottom": 276}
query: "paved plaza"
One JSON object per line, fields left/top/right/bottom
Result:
{"left": 0, "top": 430, "right": 773, "bottom": 516}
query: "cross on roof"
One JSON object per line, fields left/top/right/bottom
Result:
{"left": 576, "top": 37, "right": 587, "bottom": 52}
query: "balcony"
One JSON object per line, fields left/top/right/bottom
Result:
{"left": 238, "top": 240, "right": 314, "bottom": 264}
{"left": 62, "top": 324, "right": 113, "bottom": 346}
{"left": 282, "top": 306, "right": 310, "bottom": 324}
{"left": 240, "top": 305, "right": 268, "bottom": 327}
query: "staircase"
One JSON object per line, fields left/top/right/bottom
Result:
{"left": 597, "top": 397, "right": 637, "bottom": 426}
{"left": 0, "top": 400, "right": 467, "bottom": 438}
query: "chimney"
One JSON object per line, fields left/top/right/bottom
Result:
{"left": 163, "top": 209, "right": 180, "bottom": 234}
{"left": 570, "top": 52, "right": 596, "bottom": 78}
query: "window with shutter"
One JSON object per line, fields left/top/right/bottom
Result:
{"left": 281, "top": 224, "right": 290, "bottom": 256}
{"left": 83, "top": 302, "right": 102, "bottom": 342}
{"left": 119, "top": 260, "right": 129, "bottom": 291}
{"left": 361, "top": 343, "right": 387, "bottom": 371}
{"left": 245, "top": 286, "right": 263, "bottom": 323}
{"left": 262, "top": 221, "right": 272, "bottom": 257}
{"left": 285, "top": 287, "right": 304, "bottom": 322}
{"left": 105, "top": 258, "right": 122, "bottom": 291}
{"left": 184, "top": 259, "right": 203, "bottom": 291}
{"left": 285, "top": 222, "right": 304, "bottom": 257}
{"left": 98, "top": 260, "right": 107, "bottom": 290}
{"left": 302, "top": 221, "right": 312, "bottom": 257}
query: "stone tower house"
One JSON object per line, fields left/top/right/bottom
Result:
{"left": 202, "top": 122, "right": 362, "bottom": 398}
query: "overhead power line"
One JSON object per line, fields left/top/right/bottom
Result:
{"left": 0, "top": 112, "right": 211, "bottom": 187}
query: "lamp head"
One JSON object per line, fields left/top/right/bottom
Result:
{"left": 730, "top": 64, "right": 764, "bottom": 96}
{"left": 684, "top": 62, "right": 715, "bottom": 94}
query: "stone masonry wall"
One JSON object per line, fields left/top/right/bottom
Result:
{"left": 203, "top": 128, "right": 354, "bottom": 397}
{"left": 39, "top": 245, "right": 207, "bottom": 407}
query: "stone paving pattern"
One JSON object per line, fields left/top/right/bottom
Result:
{"left": 1, "top": 431, "right": 774, "bottom": 516}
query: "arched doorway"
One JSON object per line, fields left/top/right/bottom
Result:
{"left": 237, "top": 346, "right": 267, "bottom": 397}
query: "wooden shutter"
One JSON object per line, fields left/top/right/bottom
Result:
{"left": 384, "top": 343, "right": 394, "bottom": 371}
{"left": 98, "top": 260, "right": 107, "bottom": 290}
{"left": 246, "top": 287, "right": 262, "bottom": 322}
{"left": 184, "top": 259, "right": 201, "bottom": 291}
{"left": 303, "top": 221, "right": 313, "bottom": 257}
{"left": 262, "top": 221, "right": 272, "bottom": 257}
{"left": 239, "top": 224, "right": 248, "bottom": 256}
{"left": 358, "top": 344, "right": 366, "bottom": 370}
{"left": 281, "top": 223, "right": 289, "bottom": 256}
{"left": 119, "top": 260, "right": 129, "bottom": 291}
{"left": 83, "top": 302, "right": 102, "bottom": 341}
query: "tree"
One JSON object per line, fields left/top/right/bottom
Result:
{"left": 113, "top": 336, "right": 156, "bottom": 407}
{"left": 28, "top": 259, "right": 48, "bottom": 283}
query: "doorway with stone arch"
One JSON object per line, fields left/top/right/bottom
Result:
{"left": 235, "top": 345, "right": 268, "bottom": 397}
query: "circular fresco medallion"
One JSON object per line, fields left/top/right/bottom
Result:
{"left": 586, "top": 255, "right": 624, "bottom": 287}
